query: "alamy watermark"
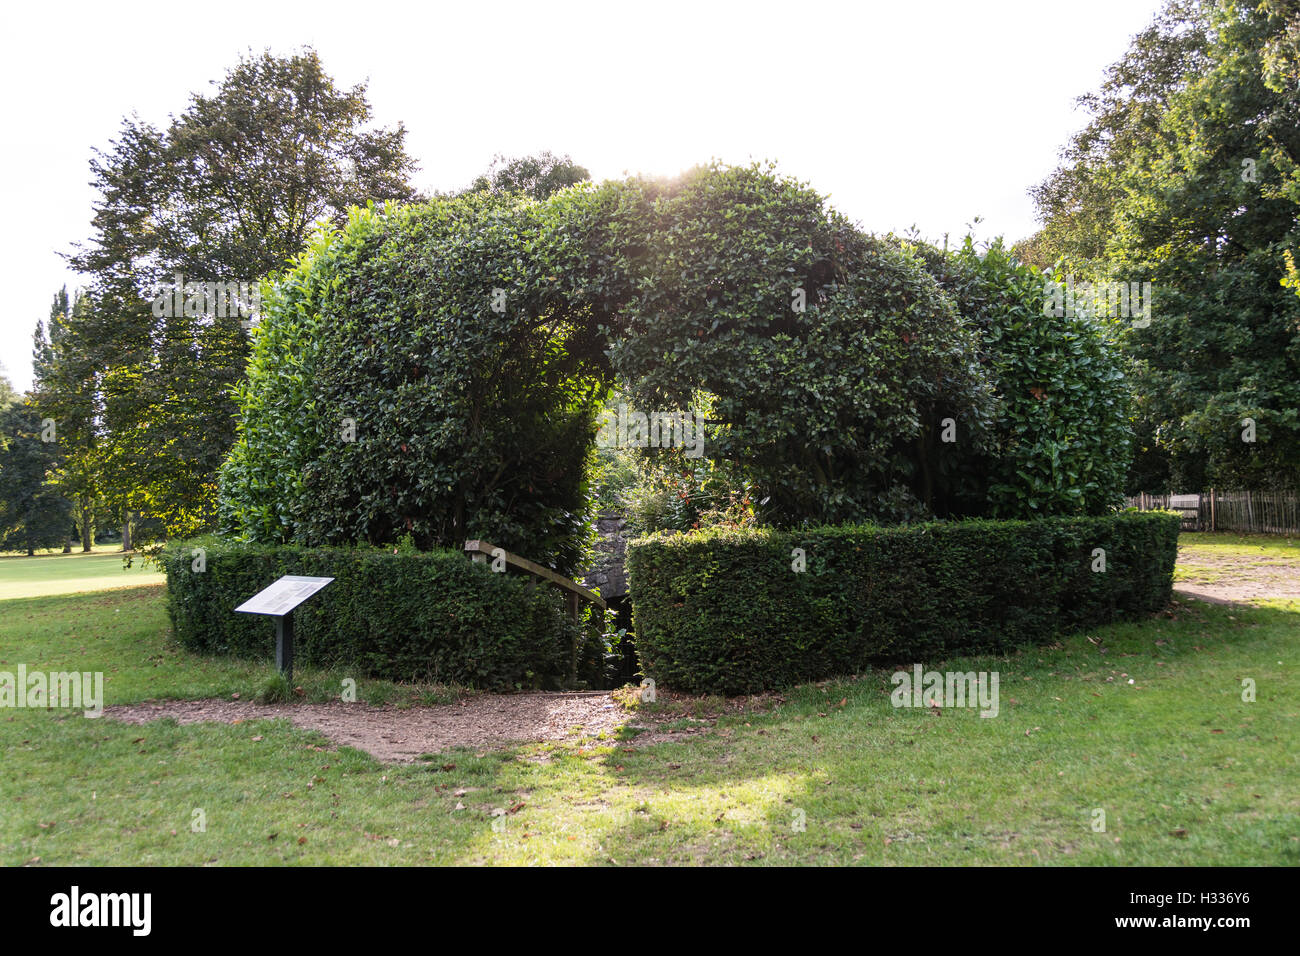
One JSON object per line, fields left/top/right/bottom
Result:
{"left": 1043, "top": 276, "right": 1152, "bottom": 328}
{"left": 0, "top": 666, "right": 104, "bottom": 717}
{"left": 50, "top": 886, "right": 150, "bottom": 936}
{"left": 890, "top": 665, "right": 999, "bottom": 717}
{"left": 150, "top": 273, "right": 260, "bottom": 326}
{"left": 596, "top": 404, "right": 705, "bottom": 459}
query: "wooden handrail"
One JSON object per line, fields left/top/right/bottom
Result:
{"left": 464, "top": 539, "right": 606, "bottom": 611}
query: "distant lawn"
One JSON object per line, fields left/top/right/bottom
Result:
{"left": 1, "top": 584, "right": 1295, "bottom": 866}
{"left": 1179, "top": 531, "right": 1300, "bottom": 558}
{"left": 0, "top": 547, "right": 163, "bottom": 600}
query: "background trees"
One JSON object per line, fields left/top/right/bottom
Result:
{"left": 0, "top": 401, "right": 71, "bottom": 556}
{"left": 1022, "top": 0, "right": 1300, "bottom": 492}
{"left": 32, "top": 288, "right": 102, "bottom": 551}
{"left": 56, "top": 49, "right": 419, "bottom": 544}
{"left": 469, "top": 151, "right": 591, "bottom": 201}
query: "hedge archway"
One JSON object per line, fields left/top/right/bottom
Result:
{"left": 218, "top": 163, "right": 1126, "bottom": 571}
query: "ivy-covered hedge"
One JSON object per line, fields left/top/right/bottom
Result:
{"left": 626, "top": 511, "right": 1180, "bottom": 694}
{"left": 161, "top": 537, "right": 604, "bottom": 689}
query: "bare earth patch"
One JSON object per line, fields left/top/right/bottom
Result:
{"left": 1173, "top": 545, "right": 1300, "bottom": 604}
{"left": 105, "top": 692, "right": 638, "bottom": 762}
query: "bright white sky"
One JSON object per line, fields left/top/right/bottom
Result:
{"left": 0, "top": 0, "right": 1166, "bottom": 393}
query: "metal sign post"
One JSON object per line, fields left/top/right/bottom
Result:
{"left": 274, "top": 612, "right": 294, "bottom": 677}
{"left": 234, "top": 575, "right": 334, "bottom": 682}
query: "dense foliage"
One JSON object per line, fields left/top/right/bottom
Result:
{"left": 161, "top": 537, "right": 609, "bottom": 689}
{"left": 1023, "top": 0, "right": 1300, "bottom": 491}
{"left": 627, "top": 511, "right": 1180, "bottom": 694}
{"left": 223, "top": 163, "right": 1139, "bottom": 566}
{"left": 31, "top": 288, "right": 100, "bottom": 550}
{"left": 469, "top": 150, "right": 591, "bottom": 201}
{"left": 219, "top": 193, "right": 613, "bottom": 576}
{"left": 908, "top": 237, "right": 1132, "bottom": 517}
{"left": 598, "top": 165, "right": 994, "bottom": 526}
{"left": 0, "top": 402, "right": 73, "bottom": 555}
{"left": 54, "top": 50, "right": 420, "bottom": 544}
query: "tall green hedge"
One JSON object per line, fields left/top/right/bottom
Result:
{"left": 626, "top": 511, "right": 1180, "bottom": 694}
{"left": 161, "top": 537, "right": 604, "bottom": 689}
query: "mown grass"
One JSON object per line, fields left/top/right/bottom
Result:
{"left": 1179, "top": 531, "right": 1300, "bottom": 559}
{"left": 1, "top": 582, "right": 1295, "bottom": 865}
{"left": 0, "top": 548, "right": 163, "bottom": 600}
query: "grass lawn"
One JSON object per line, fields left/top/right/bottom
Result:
{"left": 1, "top": 562, "right": 1295, "bottom": 865}
{"left": 0, "top": 547, "right": 163, "bottom": 600}
{"left": 1178, "top": 531, "right": 1300, "bottom": 556}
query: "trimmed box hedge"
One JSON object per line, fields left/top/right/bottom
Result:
{"left": 626, "top": 511, "right": 1180, "bottom": 695}
{"left": 161, "top": 537, "right": 604, "bottom": 689}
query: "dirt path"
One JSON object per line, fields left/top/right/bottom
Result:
{"left": 106, "top": 692, "right": 637, "bottom": 762}
{"left": 1173, "top": 544, "right": 1300, "bottom": 605}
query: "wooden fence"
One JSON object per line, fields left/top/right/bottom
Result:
{"left": 1124, "top": 490, "right": 1300, "bottom": 535}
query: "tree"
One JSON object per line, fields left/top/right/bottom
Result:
{"left": 0, "top": 369, "right": 18, "bottom": 410}
{"left": 33, "top": 288, "right": 101, "bottom": 551}
{"left": 0, "top": 402, "right": 72, "bottom": 556}
{"left": 469, "top": 151, "right": 590, "bottom": 201}
{"left": 67, "top": 49, "right": 420, "bottom": 543}
{"left": 1019, "top": 0, "right": 1211, "bottom": 269}
{"left": 1028, "top": 0, "right": 1300, "bottom": 491}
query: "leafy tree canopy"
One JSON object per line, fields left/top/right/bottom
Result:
{"left": 61, "top": 49, "right": 420, "bottom": 543}
{"left": 469, "top": 150, "right": 591, "bottom": 201}
{"left": 1025, "top": 0, "right": 1300, "bottom": 491}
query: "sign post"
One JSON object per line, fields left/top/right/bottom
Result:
{"left": 234, "top": 575, "right": 334, "bottom": 682}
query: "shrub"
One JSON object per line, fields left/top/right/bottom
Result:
{"left": 905, "top": 236, "right": 1133, "bottom": 518}
{"left": 162, "top": 537, "right": 608, "bottom": 689}
{"left": 626, "top": 511, "right": 1179, "bottom": 695}
{"left": 218, "top": 194, "right": 612, "bottom": 577}
{"left": 601, "top": 164, "right": 995, "bottom": 526}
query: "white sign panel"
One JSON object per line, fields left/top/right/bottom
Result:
{"left": 234, "top": 575, "right": 334, "bottom": 617}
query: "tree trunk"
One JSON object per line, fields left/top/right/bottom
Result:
{"left": 81, "top": 502, "right": 93, "bottom": 552}
{"left": 122, "top": 512, "right": 133, "bottom": 552}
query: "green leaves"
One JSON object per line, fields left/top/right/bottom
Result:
{"left": 604, "top": 164, "right": 993, "bottom": 526}
{"left": 220, "top": 194, "right": 611, "bottom": 575}
{"left": 912, "top": 236, "right": 1133, "bottom": 518}
{"left": 222, "top": 162, "right": 1139, "bottom": 563}
{"left": 628, "top": 512, "right": 1180, "bottom": 694}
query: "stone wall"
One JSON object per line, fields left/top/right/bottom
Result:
{"left": 583, "top": 513, "right": 628, "bottom": 599}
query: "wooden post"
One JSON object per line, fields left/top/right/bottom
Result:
{"left": 568, "top": 592, "right": 580, "bottom": 688}
{"left": 1210, "top": 487, "right": 1215, "bottom": 532}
